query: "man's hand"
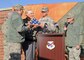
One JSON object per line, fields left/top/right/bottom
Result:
{"left": 39, "top": 23, "right": 45, "bottom": 28}
{"left": 32, "top": 24, "right": 39, "bottom": 29}
{"left": 64, "top": 26, "right": 67, "bottom": 31}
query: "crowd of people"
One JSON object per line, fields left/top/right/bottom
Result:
{"left": 2, "top": 4, "right": 82, "bottom": 60}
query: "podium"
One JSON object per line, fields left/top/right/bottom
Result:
{"left": 36, "top": 33, "right": 65, "bottom": 60}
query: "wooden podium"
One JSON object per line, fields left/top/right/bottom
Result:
{"left": 36, "top": 33, "right": 65, "bottom": 60}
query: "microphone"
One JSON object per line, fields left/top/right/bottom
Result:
{"left": 54, "top": 23, "right": 60, "bottom": 33}
{"left": 42, "top": 23, "right": 48, "bottom": 33}
{"left": 44, "top": 23, "right": 48, "bottom": 28}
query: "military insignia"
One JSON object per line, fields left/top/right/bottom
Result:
{"left": 46, "top": 41, "right": 55, "bottom": 50}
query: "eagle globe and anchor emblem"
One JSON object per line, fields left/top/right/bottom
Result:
{"left": 46, "top": 41, "right": 55, "bottom": 50}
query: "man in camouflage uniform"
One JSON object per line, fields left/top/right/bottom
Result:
{"left": 2, "top": 5, "right": 29, "bottom": 60}
{"left": 39, "top": 7, "right": 56, "bottom": 33}
{"left": 64, "top": 14, "right": 81, "bottom": 60}
{"left": 67, "top": 45, "right": 81, "bottom": 60}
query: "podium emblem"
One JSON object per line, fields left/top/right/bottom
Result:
{"left": 46, "top": 41, "right": 55, "bottom": 50}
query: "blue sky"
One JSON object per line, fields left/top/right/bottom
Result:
{"left": 0, "top": 0, "right": 84, "bottom": 9}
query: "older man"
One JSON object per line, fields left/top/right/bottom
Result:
{"left": 64, "top": 14, "right": 81, "bottom": 60}
{"left": 2, "top": 4, "right": 29, "bottom": 60}
{"left": 22, "top": 10, "right": 40, "bottom": 60}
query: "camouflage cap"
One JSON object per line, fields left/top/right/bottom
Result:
{"left": 67, "top": 13, "right": 74, "bottom": 18}
{"left": 14, "top": 4, "right": 24, "bottom": 10}
{"left": 41, "top": 7, "right": 49, "bottom": 12}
